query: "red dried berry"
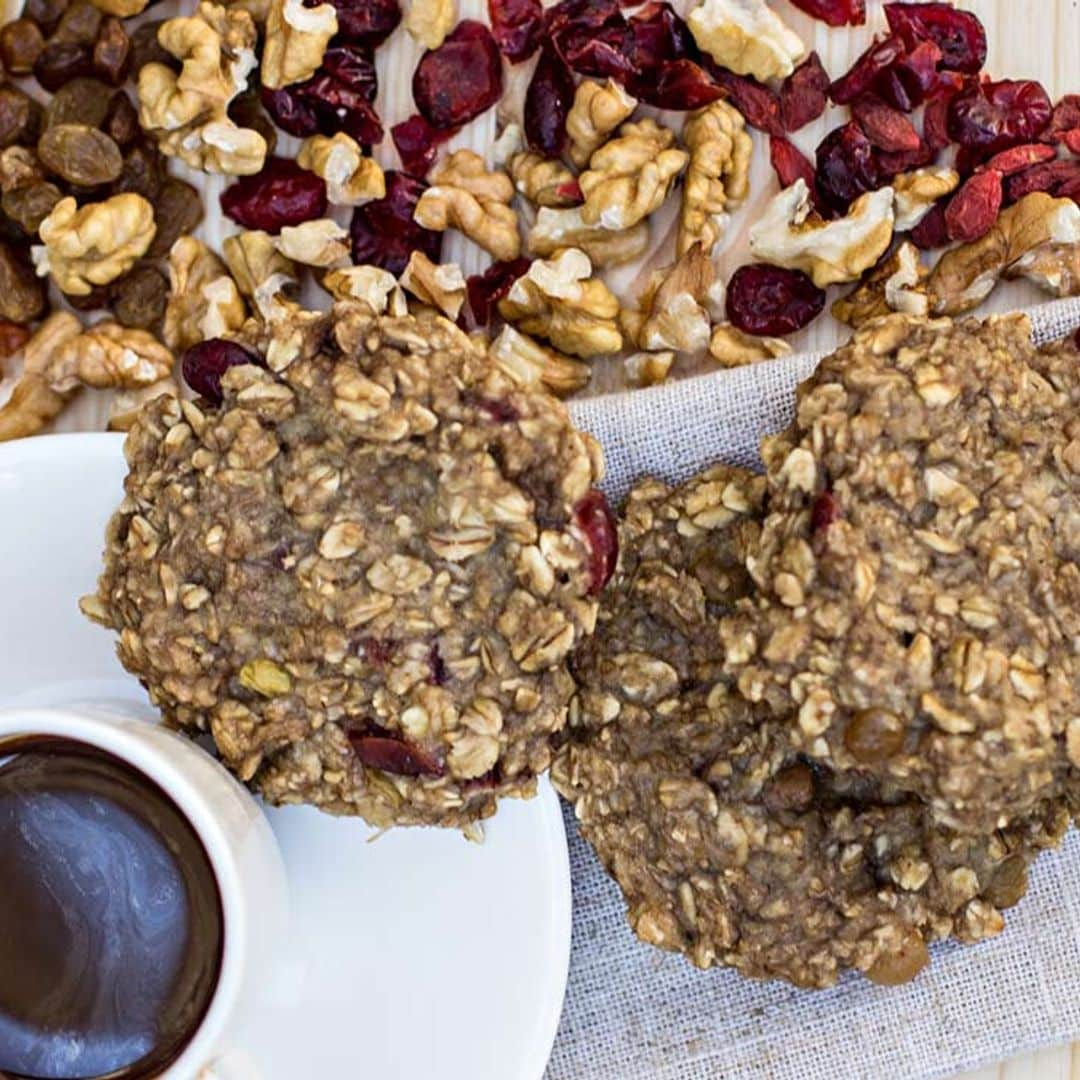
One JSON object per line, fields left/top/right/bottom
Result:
{"left": 945, "top": 169, "right": 1002, "bottom": 242}
{"left": 922, "top": 88, "right": 954, "bottom": 150}
{"left": 726, "top": 264, "right": 826, "bottom": 337}
{"left": 474, "top": 396, "right": 522, "bottom": 423}
{"left": 788, "top": 0, "right": 864, "bottom": 26}
{"left": 220, "top": 157, "right": 327, "bottom": 233}
{"left": 360, "top": 637, "right": 395, "bottom": 665}
{"left": 524, "top": 45, "right": 575, "bottom": 156}
{"left": 815, "top": 121, "right": 880, "bottom": 213}
{"left": 770, "top": 136, "right": 816, "bottom": 191}
{"left": 1003, "top": 158, "right": 1080, "bottom": 204}
{"left": 556, "top": 178, "right": 583, "bottom": 202}
{"left": 710, "top": 68, "right": 782, "bottom": 136}
{"left": 324, "top": 0, "right": 401, "bottom": 46}
{"left": 947, "top": 78, "right": 1052, "bottom": 156}
{"left": 851, "top": 94, "right": 921, "bottom": 152}
{"left": 488, "top": 0, "right": 542, "bottom": 62}
{"left": 182, "top": 338, "right": 263, "bottom": 404}
{"left": 829, "top": 35, "right": 906, "bottom": 106}
{"left": 632, "top": 58, "right": 723, "bottom": 110}
{"left": 1065, "top": 129, "right": 1080, "bottom": 156}
{"left": 261, "top": 85, "right": 321, "bottom": 137}
{"left": 884, "top": 2, "right": 987, "bottom": 74}
{"left": 874, "top": 139, "right": 936, "bottom": 180}
{"left": 981, "top": 142, "right": 1057, "bottom": 177}
{"left": 348, "top": 732, "right": 445, "bottom": 778}
{"left": 874, "top": 39, "right": 942, "bottom": 112}
{"left": 300, "top": 74, "right": 383, "bottom": 145}
{"left": 546, "top": 0, "right": 624, "bottom": 57}
{"left": 413, "top": 21, "right": 503, "bottom": 130}
{"left": 391, "top": 114, "right": 447, "bottom": 177}
{"left": 319, "top": 42, "right": 378, "bottom": 102}
{"left": 780, "top": 52, "right": 829, "bottom": 132}
{"left": 466, "top": 258, "right": 531, "bottom": 326}
{"left": 349, "top": 170, "right": 441, "bottom": 275}
{"left": 627, "top": 0, "right": 693, "bottom": 61}
{"left": 811, "top": 490, "right": 842, "bottom": 533}
{"left": 1042, "top": 95, "right": 1080, "bottom": 145}
{"left": 574, "top": 489, "right": 618, "bottom": 596}
{"left": 908, "top": 199, "right": 950, "bottom": 248}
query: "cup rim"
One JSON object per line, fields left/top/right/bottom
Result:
{"left": 0, "top": 705, "right": 249, "bottom": 1079}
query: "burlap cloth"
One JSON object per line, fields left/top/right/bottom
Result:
{"left": 547, "top": 299, "right": 1080, "bottom": 1080}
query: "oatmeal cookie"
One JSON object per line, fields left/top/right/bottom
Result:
{"left": 721, "top": 313, "right": 1078, "bottom": 834}
{"left": 88, "top": 307, "right": 614, "bottom": 828}
{"left": 554, "top": 466, "right": 1070, "bottom": 988}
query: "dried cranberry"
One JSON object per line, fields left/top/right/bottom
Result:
{"left": 466, "top": 258, "right": 530, "bottom": 326}
{"left": 944, "top": 169, "right": 1002, "bottom": 242}
{"left": 811, "top": 490, "right": 842, "bottom": 532}
{"left": 1042, "top": 95, "right": 1080, "bottom": 145}
{"left": 710, "top": 68, "right": 782, "bottom": 136}
{"left": 884, "top": 2, "right": 987, "bottom": 74}
{"left": 413, "top": 21, "right": 503, "bottom": 130}
{"left": 546, "top": 0, "right": 623, "bottom": 55}
{"left": 324, "top": 0, "right": 401, "bottom": 46}
{"left": 573, "top": 489, "right": 618, "bottom": 595}
{"left": 829, "top": 35, "right": 906, "bottom": 106}
{"left": 360, "top": 637, "right": 396, "bottom": 665}
{"left": 982, "top": 142, "right": 1056, "bottom": 177}
{"left": 908, "top": 200, "right": 950, "bottom": 248}
{"left": 348, "top": 732, "right": 445, "bottom": 777}
{"left": 922, "top": 89, "right": 954, "bottom": 150}
{"left": 788, "top": 0, "right": 864, "bottom": 26}
{"left": 474, "top": 396, "right": 522, "bottom": 423}
{"left": 874, "top": 39, "right": 941, "bottom": 112}
{"left": 947, "top": 78, "right": 1052, "bottom": 156}
{"left": 350, "top": 170, "right": 441, "bottom": 275}
{"left": 815, "top": 122, "right": 880, "bottom": 213}
{"left": 182, "top": 338, "right": 263, "bottom": 404}
{"left": 780, "top": 52, "right": 829, "bottom": 132}
{"left": 558, "top": 23, "right": 634, "bottom": 80}
{"left": 626, "top": 1, "right": 694, "bottom": 64}
{"left": 851, "top": 94, "right": 921, "bottom": 152}
{"left": 489, "top": 0, "right": 543, "bottom": 62}
{"left": 391, "top": 114, "right": 447, "bottom": 177}
{"left": 1003, "top": 158, "right": 1080, "bottom": 204}
{"left": 632, "top": 59, "right": 723, "bottom": 110}
{"left": 726, "top": 264, "right": 826, "bottom": 337}
{"left": 220, "top": 157, "right": 327, "bottom": 233}
{"left": 525, "top": 45, "right": 575, "bottom": 157}
{"left": 770, "top": 136, "right": 816, "bottom": 191}
{"left": 261, "top": 85, "right": 321, "bottom": 137}
{"left": 874, "top": 140, "right": 935, "bottom": 179}
{"left": 1065, "top": 130, "right": 1080, "bottom": 157}
{"left": 301, "top": 75, "right": 383, "bottom": 145}
{"left": 320, "top": 43, "right": 378, "bottom": 101}
{"left": 0, "top": 320, "right": 30, "bottom": 358}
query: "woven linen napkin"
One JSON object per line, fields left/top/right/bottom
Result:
{"left": 549, "top": 299, "right": 1080, "bottom": 1080}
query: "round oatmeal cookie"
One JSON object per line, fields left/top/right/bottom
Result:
{"left": 720, "top": 313, "right": 1078, "bottom": 835}
{"left": 87, "top": 307, "right": 615, "bottom": 828}
{"left": 554, "top": 465, "right": 1070, "bottom": 989}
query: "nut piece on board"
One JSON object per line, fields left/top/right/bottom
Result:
{"left": 261, "top": 0, "right": 337, "bottom": 90}
{"left": 34, "top": 193, "right": 155, "bottom": 296}
{"left": 566, "top": 79, "right": 637, "bottom": 170}
{"left": 108, "top": 376, "right": 180, "bottom": 431}
{"left": 46, "top": 321, "right": 174, "bottom": 392}
{"left": 834, "top": 241, "right": 929, "bottom": 327}
{"left": 0, "top": 312, "right": 83, "bottom": 441}
{"left": 749, "top": 179, "right": 895, "bottom": 287}
{"left": 274, "top": 218, "right": 350, "bottom": 267}
{"left": 404, "top": 0, "right": 455, "bottom": 50}
{"left": 322, "top": 265, "right": 397, "bottom": 313}
{"left": 222, "top": 229, "right": 298, "bottom": 297}
{"left": 499, "top": 247, "right": 622, "bottom": 358}
{"left": 490, "top": 323, "right": 591, "bottom": 396}
{"left": 634, "top": 244, "right": 716, "bottom": 354}
{"left": 509, "top": 152, "right": 580, "bottom": 208}
{"left": 624, "top": 349, "right": 675, "bottom": 386}
{"left": 528, "top": 206, "right": 649, "bottom": 267}
{"left": 688, "top": 0, "right": 805, "bottom": 81}
{"left": 297, "top": 133, "right": 385, "bottom": 206}
{"left": 163, "top": 235, "right": 245, "bottom": 350}
{"left": 893, "top": 166, "right": 960, "bottom": 232}
{"left": 399, "top": 250, "right": 466, "bottom": 320}
{"left": 679, "top": 99, "right": 752, "bottom": 257}
{"left": 579, "top": 119, "right": 688, "bottom": 231}
{"left": 708, "top": 322, "right": 791, "bottom": 367}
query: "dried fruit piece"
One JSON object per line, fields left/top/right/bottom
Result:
{"left": 851, "top": 95, "right": 921, "bottom": 152}
{"left": 770, "top": 136, "right": 815, "bottom": 191}
{"left": 391, "top": 115, "right": 446, "bottom": 178}
{"left": 44, "top": 77, "right": 112, "bottom": 130}
{"left": 110, "top": 263, "right": 168, "bottom": 330}
{"left": 325, "top": 0, "right": 401, "bottom": 46}
{"left": 25, "top": 0, "right": 70, "bottom": 36}
{"left": 349, "top": 170, "right": 441, "bottom": 275}
{"left": 815, "top": 121, "right": 880, "bottom": 213}
{"left": 3, "top": 181, "right": 64, "bottom": 236}
{"left": 104, "top": 92, "right": 141, "bottom": 149}
{"left": 788, "top": 0, "right": 863, "bottom": 26}
{"left": 884, "top": 2, "right": 987, "bottom": 75}
{"left": 349, "top": 731, "right": 446, "bottom": 778}
{"left": 92, "top": 15, "right": 131, "bottom": 86}
{"left": 573, "top": 489, "right": 617, "bottom": 595}
{"left": 38, "top": 124, "right": 123, "bottom": 187}
{"left": 726, "top": 263, "right": 825, "bottom": 336}
{"left": 182, "top": 337, "right": 263, "bottom": 404}
{"left": 875, "top": 39, "right": 942, "bottom": 112}
{"left": 947, "top": 79, "right": 1052, "bottom": 156}
{"left": 147, "top": 178, "right": 205, "bottom": 259}
{"left": 34, "top": 41, "right": 94, "bottom": 92}
{"left": 111, "top": 140, "right": 165, "bottom": 201}
{"left": 981, "top": 143, "right": 1056, "bottom": 178}
{"left": 874, "top": 140, "right": 935, "bottom": 180}
{"left": 221, "top": 157, "right": 328, "bottom": 233}
{"left": 0, "top": 241, "right": 47, "bottom": 324}
{"left": 413, "top": 21, "right": 503, "bottom": 130}
{"left": 466, "top": 257, "right": 530, "bottom": 326}
{"left": 525, "top": 46, "right": 575, "bottom": 157}
{"left": 635, "top": 59, "right": 724, "bottom": 111}
{"left": 261, "top": 85, "right": 321, "bottom": 137}
{"left": 489, "top": 0, "right": 543, "bottom": 62}
{"left": 710, "top": 68, "right": 782, "bottom": 136}
{"left": 0, "top": 89, "right": 43, "bottom": 150}
{"left": 944, "top": 169, "right": 1002, "bottom": 242}
{"left": 908, "top": 199, "right": 949, "bottom": 248}
{"left": 0, "top": 19, "right": 45, "bottom": 75}
{"left": 1003, "top": 158, "right": 1080, "bottom": 204}
{"left": 922, "top": 80, "right": 958, "bottom": 150}
{"left": 1042, "top": 94, "right": 1080, "bottom": 146}
{"left": 829, "top": 35, "right": 905, "bottom": 106}
{"left": 780, "top": 52, "right": 829, "bottom": 133}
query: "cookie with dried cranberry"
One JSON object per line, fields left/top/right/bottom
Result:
{"left": 87, "top": 307, "right": 614, "bottom": 829}
{"left": 554, "top": 464, "right": 1070, "bottom": 989}
{"left": 721, "top": 313, "right": 1078, "bottom": 835}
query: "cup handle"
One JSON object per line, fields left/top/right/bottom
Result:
{"left": 198, "top": 1046, "right": 261, "bottom": 1080}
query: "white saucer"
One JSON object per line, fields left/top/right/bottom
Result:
{"left": 0, "top": 432, "right": 572, "bottom": 1080}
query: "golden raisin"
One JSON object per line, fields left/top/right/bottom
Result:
{"left": 844, "top": 707, "right": 905, "bottom": 763}
{"left": 762, "top": 762, "right": 815, "bottom": 813}
{"left": 982, "top": 854, "right": 1028, "bottom": 910}
{"left": 866, "top": 930, "right": 929, "bottom": 986}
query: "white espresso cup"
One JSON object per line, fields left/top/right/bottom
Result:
{"left": 0, "top": 702, "right": 289, "bottom": 1080}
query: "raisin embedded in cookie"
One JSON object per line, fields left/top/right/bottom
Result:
{"left": 720, "top": 313, "right": 1078, "bottom": 835}
{"left": 554, "top": 465, "right": 1070, "bottom": 989}
{"left": 87, "top": 307, "right": 614, "bottom": 829}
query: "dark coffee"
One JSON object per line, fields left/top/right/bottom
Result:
{"left": 0, "top": 738, "right": 224, "bottom": 1080}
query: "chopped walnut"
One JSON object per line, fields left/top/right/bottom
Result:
{"left": 46, "top": 323, "right": 175, "bottom": 393}
{"left": 634, "top": 245, "right": 715, "bottom": 353}
{"left": 1006, "top": 242, "right": 1080, "bottom": 297}
{"left": 164, "top": 236, "right": 246, "bottom": 351}
{"left": 222, "top": 230, "right": 298, "bottom": 298}
{"left": 297, "top": 134, "right": 385, "bottom": 206}
{"left": 749, "top": 180, "right": 895, "bottom": 288}
{"left": 490, "top": 324, "right": 591, "bottom": 396}
{"left": 261, "top": 0, "right": 337, "bottom": 89}
{"left": 413, "top": 150, "right": 521, "bottom": 261}
{"left": 274, "top": 218, "right": 350, "bottom": 267}
{"left": 322, "top": 265, "right": 398, "bottom": 313}
{"left": 34, "top": 194, "right": 155, "bottom": 297}
{"left": 708, "top": 323, "right": 791, "bottom": 368}
{"left": 108, "top": 377, "right": 180, "bottom": 432}
{"left": 404, "top": 0, "right": 455, "bottom": 49}
{"left": 892, "top": 166, "right": 960, "bottom": 232}
{"left": 509, "top": 153, "right": 581, "bottom": 208}
{"left": 137, "top": 2, "right": 266, "bottom": 176}
{"left": 399, "top": 251, "right": 466, "bottom": 320}
{"left": 499, "top": 247, "right": 622, "bottom": 358}
{"left": 566, "top": 80, "right": 638, "bottom": 170}
{"left": 579, "top": 119, "right": 688, "bottom": 231}
{"left": 679, "top": 99, "right": 752, "bottom": 258}
{"left": 624, "top": 349, "right": 675, "bottom": 386}
{"left": 927, "top": 192, "right": 1080, "bottom": 315}
{"left": 688, "top": 0, "right": 805, "bottom": 81}
{"left": 528, "top": 206, "right": 648, "bottom": 267}
{"left": 0, "top": 313, "right": 82, "bottom": 442}
{"left": 833, "top": 242, "right": 929, "bottom": 327}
